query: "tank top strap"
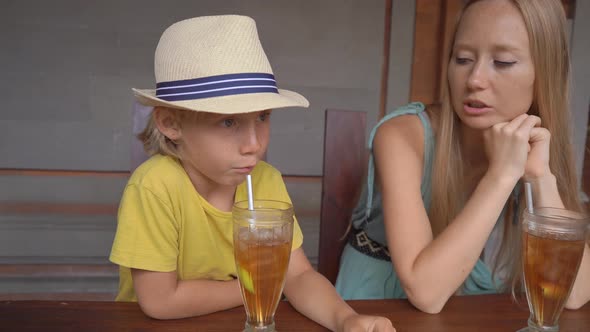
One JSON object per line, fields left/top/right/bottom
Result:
{"left": 364, "top": 102, "right": 434, "bottom": 220}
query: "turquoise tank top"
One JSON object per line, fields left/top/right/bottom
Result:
{"left": 346, "top": 102, "right": 506, "bottom": 296}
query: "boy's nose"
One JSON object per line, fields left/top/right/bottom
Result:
{"left": 239, "top": 124, "right": 262, "bottom": 155}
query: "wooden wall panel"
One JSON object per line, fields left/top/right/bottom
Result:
{"left": 409, "top": 0, "right": 445, "bottom": 105}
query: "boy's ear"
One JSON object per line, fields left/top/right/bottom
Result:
{"left": 154, "top": 107, "right": 182, "bottom": 141}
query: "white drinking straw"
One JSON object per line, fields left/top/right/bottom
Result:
{"left": 246, "top": 174, "right": 254, "bottom": 211}
{"left": 524, "top": 182, "right": 534, "bottom": 213}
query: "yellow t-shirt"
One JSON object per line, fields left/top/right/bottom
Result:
{"left": 109, "top": 155, "right": 303, "bottom": 301}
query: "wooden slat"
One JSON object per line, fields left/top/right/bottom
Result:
{"left": 438, "top": 0, "right": 464, "bottom": 99}
{"left": 0, "top": 264, "right": 118, "bottom": 277}
{"left": 583, "top": 104, "right": 590, "bottom": 195}
{"left": 0, "top": 293, "right": 117, "bottom": 301}
{"left": 379, "top": 0, "right": 393, "bottom": 120}
{"left": 0, "top": 202, "right": 118, "bottom": 215}
{"left": 0, "top": 264, "right": 118, "bottom": 301}
{"left": 0, "top": 168, "right": 129, "bottom": 177}
{"left": 282, "top": 175, "right": 321, "bottom": 182}
{"left": 410, "top": 0, "right": 445, "bottom": 104}
{"left": 562, "top": 0, "right": 575, "bottom": 19}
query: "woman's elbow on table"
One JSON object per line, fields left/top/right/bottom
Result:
{"left": 403, "top": 285, "right": 448, "bottom": 314}
{"left": 564, "top": 293, "right": 587, "bottom": 311}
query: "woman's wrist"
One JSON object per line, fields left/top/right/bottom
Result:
{"left": 523, "top": 173, "right": 564, "bottom": 208}
{"left": 481, "top": 170, "right": 520, "bottom": 190}
{"left": 523, "top": 168, "right": 555, "bottom": 183}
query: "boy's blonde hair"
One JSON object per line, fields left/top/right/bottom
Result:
{"left": 137, "top": 107, "right": 201, "bottom": 160}
{"left": 429, "top": 0, "right": 581, "bottom": 290}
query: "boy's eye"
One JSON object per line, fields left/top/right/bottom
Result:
{"left": 494, "top": 60, "right": 517, "bottom": 67}
{"left": 258, "top": 112, "right": 270, "bottom": 122}
{"left": 222, "top": 118, "right": 236, "bottom": 128}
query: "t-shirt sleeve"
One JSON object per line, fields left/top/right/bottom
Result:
{"left": 291, "top": 216, "right": 304, "bottom": 252}
{"left": 109, "top": 183, "right": 179, "bottom": 272}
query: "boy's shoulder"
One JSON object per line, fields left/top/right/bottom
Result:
{"left": 237, "top": 161, "right": 289, "bottom": 201}
{"left": 252, "top": 160, "right": 279, "bottom": 174}
{"left": 251, "top": 160, "right": 284, "bottom": 183}
{"left": 249, "top": 161, "right": 285, "bottom": 189}
{"left": 128, "top": 154, "right": 185, "bottom": 189}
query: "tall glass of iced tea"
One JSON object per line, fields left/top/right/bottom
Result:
{"left": 233, "top": 200, "right": 294, "bottom": 332}
{"left": 520, "top": 207, "right": 588, "bottom": 332}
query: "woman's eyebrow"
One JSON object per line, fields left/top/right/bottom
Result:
{"left": 453, "top": 42, "right": 524, "bottom": 54}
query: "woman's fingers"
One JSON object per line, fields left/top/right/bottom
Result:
{"left": 529, "top": 127, "right": 550, "bottom": 143}
{"left": 499, "top": 113, "right": 529, "bottom": 132}
{"left": 483, "top": 114, "right": 543, "bottom": 181}
{"left": 514, "top": 115, "right": 541, "bottom": 141}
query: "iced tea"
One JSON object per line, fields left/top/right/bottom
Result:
{"left": 233, "top": 200, "right": 294, "bottom": 332}
{"left": 235, "top": 233, "right": 291, "bottom": 326}
{"left": 520, "top": 207, "right": 589, "bottom": 332}
{"left": 522, "top": 231, "right": 585, "bottom": 327}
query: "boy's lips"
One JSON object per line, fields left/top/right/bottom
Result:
{"left": 234, "top": 165, "right": 255, "bottom": 174}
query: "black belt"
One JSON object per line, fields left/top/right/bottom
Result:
{"left": 348, "top": 227, "right": 391, "bottom": 261}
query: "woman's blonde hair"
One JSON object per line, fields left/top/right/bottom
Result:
{"left": 137, "top": 106, "right": 201, "bottom": 160}
{"left": 429, "top": 0, "right": 582, "bottom": 290}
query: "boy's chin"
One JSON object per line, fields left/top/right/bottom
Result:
{"left": 223, "top": 174, "right": 249, "bottom": 187}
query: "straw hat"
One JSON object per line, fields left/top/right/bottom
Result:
{"left": 133, "top": 15, "right": 309, "bottom": 114}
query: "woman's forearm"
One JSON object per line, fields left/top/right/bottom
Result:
{"left": 566, "top": 244, "right": 590, "bottom": 309}
{"left": 397, "top": 174, "right": 517, "bottom": 313}
{"left": 524, "top": 173, "right": 564, "bottom": 209}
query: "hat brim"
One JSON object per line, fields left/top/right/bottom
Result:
{"left": 132, "top": 87, "right": 309, "bottom": 114}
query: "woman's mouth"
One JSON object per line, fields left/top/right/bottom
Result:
{"left": 463, "top": 100, "right": 492, "bottom": 115}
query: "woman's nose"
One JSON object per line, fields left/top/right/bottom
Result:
{"left": 467, "top": 62, "right": 489, "bottom": 90}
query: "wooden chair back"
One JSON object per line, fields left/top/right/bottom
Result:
{"left": 318, "top": 109, "right": 367, "bottom": 284}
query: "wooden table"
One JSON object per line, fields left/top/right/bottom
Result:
{"left": 2, "top": 294, "right": 589, "bottom": 331}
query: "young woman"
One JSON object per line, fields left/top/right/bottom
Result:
{"left": 336, "top": 0, "right": 590, "bottom": 314}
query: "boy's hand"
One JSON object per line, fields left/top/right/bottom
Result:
{"left": 340, "top": 314, "right": 396, "bottom": 332}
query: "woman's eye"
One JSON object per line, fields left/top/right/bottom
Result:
{"left": 494, "top": 60, "right": 517, "bottom": 67}
{"left": 454, "top": 57, "right": 471, "bottom": 65}
{"left": 222, "top": 118, "right": 236, "bottom": 128}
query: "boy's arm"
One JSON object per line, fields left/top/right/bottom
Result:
{"left": 283, "top": 248, "right": 395, "bottom": 332}
{"left": 131, "top": 269, "right": 243, "bottom": 319}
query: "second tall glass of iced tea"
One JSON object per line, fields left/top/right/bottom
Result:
{"left": 520, "top": 207, "right": 589, "bottom": 332}
{"left": 233, "top": 200, "right": 294, "bottom": 332}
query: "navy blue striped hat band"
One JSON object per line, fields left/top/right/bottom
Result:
{"left": 155, "top": 73, "right": 278, "bottom": 102}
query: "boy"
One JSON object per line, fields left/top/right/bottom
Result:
{"left": 110, "top": 15, "right": 395, "bottom": 331}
